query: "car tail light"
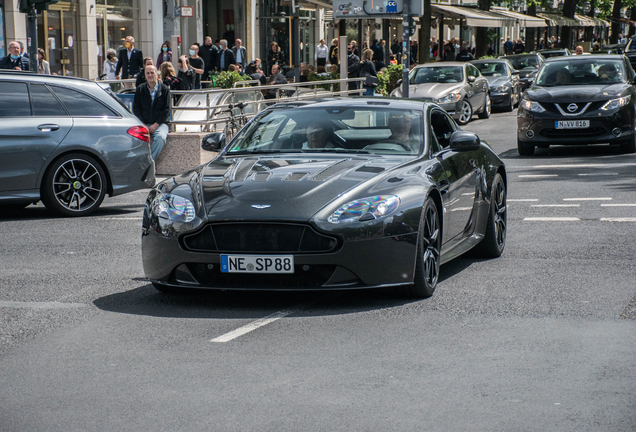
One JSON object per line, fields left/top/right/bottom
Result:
{"left": 127, "top": 125, "right": 150, "bottom": 143}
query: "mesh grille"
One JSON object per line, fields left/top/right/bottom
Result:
{"left": 310, "top": 159, "right": 361, "bottom": 181}
{"left": 182, "top": 223, "right": 339, "bottom": 253}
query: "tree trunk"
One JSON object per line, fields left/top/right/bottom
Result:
{"left": 475, "top": 0, "right": 491, "bottom": 58}
{"left": 561, "top": 0, "right": 577, "bottom": 49}
{"left": 526, "top": 4, "right": 537, "bottom": 52}
{"left": 419, "top": 0, "right": 431, "bottom": 63}
{"left": 630, "top": 7, "right": 636, "bottom": 37}
{"left": 610, "top": 0, "right": 622, "bottom": 44}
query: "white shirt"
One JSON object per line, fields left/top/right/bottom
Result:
{"left": 315, "top": 44, "right": 328, "bottom": 60}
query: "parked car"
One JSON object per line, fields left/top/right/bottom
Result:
{"left": 591, "top": 44, "right": 626, "bottom": 55}
{"left": 142, "top": 98, "right": 507, "bottom": 298}
{"left": 390, "top": 62, "right": 491, "bottom": 125}
{"left": 470, "top": 59, "right": 522, "bottom": 111}
{"left": 517, "top": 55, "right": 636, "bottom": 155}
{"left": 0, "top": 71, "right": 155, "bottom": 216}
{"left": 500, "top": 53, "right": 545, "bottom": 90}
{"left": 536, "top": 48, "right": 571, "bottom": 58}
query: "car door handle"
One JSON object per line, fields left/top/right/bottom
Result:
{"left": 38, "top": 124, "right": 60, "bottom": 132}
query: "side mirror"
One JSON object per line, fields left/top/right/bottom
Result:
{"left": 201, "top": 132, "right": 226, "bottom": 152}
{"left": 449, "top": 131, "right": 480, "bottom": 151}
{"left": 512, "top": 70, "right": 520, "bottom": 75}
{"left": 468, "top": 76, "right": 476, "bottom": 83}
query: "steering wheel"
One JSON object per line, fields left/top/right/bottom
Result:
{"left": 376, "top": 139, "right": 414, "bottom": 151}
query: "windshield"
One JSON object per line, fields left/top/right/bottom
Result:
{"left": 410, "top": 66, "right": 463, "bottom": 84}
{"left": 227, "top": 107, "right": 424, "bottom": 155}
{"left": 506, "top": 56, "right": 541, "bottom": 69}
{"left": 473, "top": 62, "right": 509, "bottom": 77}
{"left": 535, "top": 59, "right": 627, "bottom": 86}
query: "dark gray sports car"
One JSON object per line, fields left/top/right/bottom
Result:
{"left": 142, "top": 98, "right": 507, "bottom": 298}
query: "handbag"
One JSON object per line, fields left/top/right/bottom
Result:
{"left": 365, "top": 73, "right": 379, "bottom": 87}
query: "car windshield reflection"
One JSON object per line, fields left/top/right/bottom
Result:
{"left": 536, "top": 59, "right": 627, "bottom": 86}
{"left": 227, "top": 107, "right": 424, "bottom": 155}
{"left": 409, "top": 66, "right": 464, "bottom": 84}
{"left": 474, "top": 63, "right": 509, "bottom": 77}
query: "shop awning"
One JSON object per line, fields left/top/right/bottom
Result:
{"left": 536, "top": 12, "right": 580, "bottom": 27}
{"left": 607, "top": 16, "right": 636, "bottom": 26}
{"left": 495, "top": 10, "right": 547, "bottom": 28}
{"left": 431, "top": 5, "right": 516, "bottom": 27}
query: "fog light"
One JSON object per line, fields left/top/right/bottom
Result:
{"left": 612, "top": 128, "right": 622, "bottom": 137}
{"left": 526, "top": 130, "right": 535, "bottom": 139}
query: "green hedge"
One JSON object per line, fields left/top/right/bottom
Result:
{"left": 377, "top": 64, "right": 403, "bottom": 96}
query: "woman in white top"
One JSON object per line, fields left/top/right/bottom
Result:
{"left": 315, "top": 39, "right": 328, "bottom": 68}
{"left": 37, "top": 48, "right": 51, "bottom": 75}
{"left": 103, "top": 49, "right": 117, "bottom": 80}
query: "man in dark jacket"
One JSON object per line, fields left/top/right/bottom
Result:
{"left": 232, "top": 38, "right": 247, "bottom": 67}
{"left": 133, "top": 65, "right": 170, "bottom": 160}
{"left": 216, "top": 39, "right": 236, "bottom": 72}
{"left": 0, "top": 41, "right": 29, "bottom": 70}
{"left": 347, "top": 43, "right": 360, "bottom": 91}
{"left": 199, "top": 36, "right": 218, "bottom": 83}
{"left": 116, "top": 36, "right": 144, "bottom": 79}
{"left": 456, "top": 43, "right": 475, "bottom": 61}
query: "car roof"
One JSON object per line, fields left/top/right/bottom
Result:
{"left": 470, "top": 59, "right": 509, "bottom": 63}
{"left": 543, "top": 54, "right": 625, "bottom": 63}
{"left": 501, "top": 53, "right": 540, "bottom": 58}
{"left": 414, "top": 62, "right": 467, "bottom": 68}
{"left": 270, "top": 97, "right": 432, "bottom": 112}
{"left": 0, "top": 70, "right": 92, "bottom": 83}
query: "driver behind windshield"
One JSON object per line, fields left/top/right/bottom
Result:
{"left": 388, "top": 114, "right": 420, "bottom": 151}
{"left": 598, "top": 64, "right": 619, "bottom": 82}
{"left": 302, "top": 121, "right": 336, "bottom": 149}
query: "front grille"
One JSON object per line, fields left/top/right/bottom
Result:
{"left": 544, "top": 101, "right": 605, "bottom": 115}
{"left": 181, "top": 223, "right": 339, "bottom": 253}
{"left": 539, "top": 127, "right": 606, "bottom": 139}
{"left": 184, "top": 263, "right": 336, "bottom": 288}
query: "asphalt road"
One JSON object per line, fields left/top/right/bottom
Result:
{"left": 1, "top": 108, "right": 635, "bottom": 431}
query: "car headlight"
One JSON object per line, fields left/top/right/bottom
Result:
{"left": 437, "top": 93, "right": 462, "bottom": 104}
{"left": 151, "top": 193, "right": 196, "bottom": 223}
{"left": 601, "top": 95, "right": 631, "bottom": 110}
{"left": 492, "top": 84, "right": 510, "bottom": 93}
{"left": 328, "top": 195, "right": 400, "bottom": 224}
{"left": 522, "top": 100, "right": 546, "bottom": 113}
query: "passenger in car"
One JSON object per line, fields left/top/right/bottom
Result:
{"left": 598, "top": 64, "right": 619, "bottom": 82}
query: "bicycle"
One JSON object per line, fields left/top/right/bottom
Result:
{"left": 220, "top": 102, "right": 247, "bottom": 141}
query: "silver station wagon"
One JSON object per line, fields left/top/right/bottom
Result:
{"left": 0, "top": 71, "right": 155, "bottom": 216}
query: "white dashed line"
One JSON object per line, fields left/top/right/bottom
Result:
{"left": 563, "top": 197, "right": 612, "bottom": 201}
{"left": 519, "top": 174, "right": 558, "bottom": 178}
{"left": 531, "top": 204, "right": 580, "bottom": 208}
{"left": 524, "top": 217, "right": 580, "bottom": 221}
{"left": 578, "top": 173, "right": 619, "bottom": 176}
{"left": 211, "top": 308, "right": 299, "bottom": 343}
{"left": 600, "top": 218, "right": 636, "bottom": 222}
{"left": 601, "top": 204, "right": 636, "bottom": 207}
{"left": 0, "top": 301, "right": 86, "bottom": 309}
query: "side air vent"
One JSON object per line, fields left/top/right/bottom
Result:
{"left": 252, "top": 172, "right": 272, "bottom": 182}
{"left": 232, "top": 159, "right": 257, "bottom": 181}
{"left": 310, "top": 159, "right": 362, "bottom": 182}
{"left": 283, "top": 172, "right": 309, "bottom": 181}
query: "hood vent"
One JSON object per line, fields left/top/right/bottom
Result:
{"left": 232, "top": 159, "right": 258, "bottom": 182}
{"left": 310, "top": 159, "right": 362, "bottom": 182}
{"left": 283, "top": 172, "right": 309, "bottom": 181}
{"left": 252, "top": 172, "right": 272, "bottom": 182}
{"left": 356, "top": 166, "right": 385, "bottom": 174}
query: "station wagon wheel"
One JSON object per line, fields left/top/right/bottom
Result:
{"left": 473, "top": 173, "right": 506, "bottom": 258}
{"left": 399, "top": 197, "right": 441, "bottom": 298}
{"left": 457, "top": 100, "right": 472, "bottom": 125}
{"left": 41, "top": 153, "right": 107, "bottom": 217}
{"left": 478, "top": 93, "right": 491, "bottom": 119}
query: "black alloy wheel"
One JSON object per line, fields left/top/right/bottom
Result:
{"left": 41, "top": 153, "right": 107, "bottom": 217}
{"left": 400, "top": 197, "right": 441, "bottom": 298}
{"left": 473, "top": 173, "right": 507, "bottom": 258}
{"left": 517, "top": 138, "right": 535, "bottom": 156}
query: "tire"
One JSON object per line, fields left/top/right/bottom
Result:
{"left": 398, "top": 197, "right": 441, "bottom": 299}
{"left": 41, "top": 154, "right": 107, "bottom": 217}
{"left": 473, "top": 173, "right": 507, "bottom": 258}
{"left": 619, "top": 134, "right": 636, "bottom": 154}
{"left": 456, "top": 100, "right": 473, "bottom": 125}
{"left": 517, "top": 138, "right": 535, "bottom": 156}
{"left": 478, "top": 93, "right": 491, "bottom": 119}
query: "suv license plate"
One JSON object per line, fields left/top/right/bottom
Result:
{"left": 555, "top": 120, "right": 589, "bottom": 129}
{"left": 221, "top": 255, "right": 294, "bottom": 274}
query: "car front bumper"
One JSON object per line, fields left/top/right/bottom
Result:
{"left": 490, "top": 92, "right": 513, "bottom": 107}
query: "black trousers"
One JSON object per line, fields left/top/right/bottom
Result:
{"left": 317, "top": 58, "right": 326, "bottom": 67}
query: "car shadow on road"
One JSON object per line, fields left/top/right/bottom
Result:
{"left": 0, "top": 203, "right": 144, "bottom": 222}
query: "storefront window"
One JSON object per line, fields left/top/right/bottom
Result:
{"left": 260, "top": 0, "right": 292, "bottom": 73}
{"left": 37, "top": 4, "right": 79, "bottom": 77}
{"left": 95, "top": 0, "right": 140, "bottom": 78}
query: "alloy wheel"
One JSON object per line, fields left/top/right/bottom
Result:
{"left": 422, "top": 204, "right": 440, "bottom": 287}
{"left": 459, "top": 101, "right": 472, "bottom": 124}
{"left": 51, "top": 159, "right": 104, "bottom": 213}
{"left": 493, "top": 180, "right": 507, "bottom": 249}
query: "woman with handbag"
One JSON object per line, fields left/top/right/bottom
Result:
{"left": 358, "top": 49, "right": 378, "bottom": 96}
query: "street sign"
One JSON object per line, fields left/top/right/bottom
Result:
{"left": 180, "top": 6, "right": 193, "bottom": 17}
{"left": 333, "top": 0, "right": 423, "bottom": 19}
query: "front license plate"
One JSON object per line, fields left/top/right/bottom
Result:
{"left": 555, "top": 120, "right": 589, "bottom": 129}
{"left": 221, "top": 255, "right": 294, "bottom": 274}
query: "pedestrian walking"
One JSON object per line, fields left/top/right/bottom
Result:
{"left": 358, "top": 49, "right": 378, "bottom": 96}
{"left": 315, "top": 39, "right": 328, "bottom": 67}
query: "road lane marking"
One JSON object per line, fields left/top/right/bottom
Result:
{"left": 600, "top": 218, "right": 636, "bottom": 222}
{"left": 519, "top": 174, "right": 558, "bottom": 178}
{"left": 601, "top": 204, "right": 636, "bottom": 207}
{"left": 508, "top": 199, "right": 539, "bottom": 202}
{"left": 211, "top": 308, "right": 299, "bottom": 343}
{"left": 531, "top": 204, "right": 580, "bottom": 207}
{"left": 524, "top": 217, "right": 580, "bottom": 221}
{"left": 98, "top": 217, "right": 144, "bottom": 220}
{"left": 578, "top": 173, "right": 619, "bottom": 176}
{"left": 0, "top": 301, "right": 86, "bottom": 309}
{"left": 563, "top": 197, "right": 612, "bottom": 201}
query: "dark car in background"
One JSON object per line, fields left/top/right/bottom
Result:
{"left": 592, "top": 44, "right": 626, "bottom": 55}
{"left": 517, "top": 55, "right": 636, "bottom": 155}
{"left": 500, "top": 53, "right": 545, "bottom": 90}
{"left": 536, "top": 48, "right": 571, "bottom": 58}
{"left": 142, "top": 98, "right": 507, "bottom": 298}
{"left": 0, "top": 71, "right": 155, "bottom": 216}
{"left": 471, "top": 59, "right": 522, "bottom": 111}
